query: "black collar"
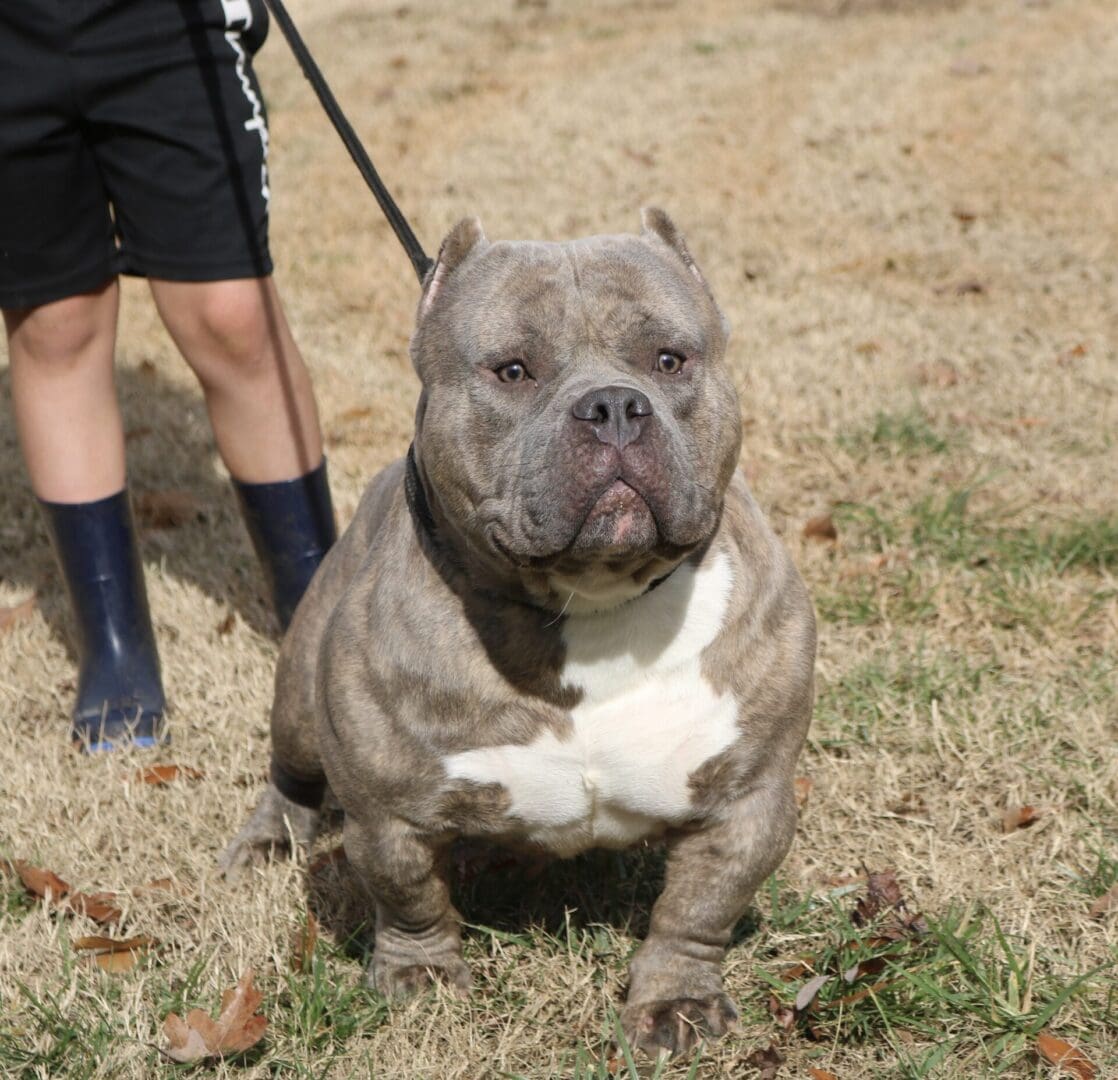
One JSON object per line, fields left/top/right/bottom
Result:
{"left": 404, "top": 443, "right": 439, "bottom": 541}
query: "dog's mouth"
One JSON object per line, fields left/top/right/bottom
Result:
{"left": 569, "top": 478, "right": 657, "bottom": 555}
{"left": 488, "top": 476, "right": 660, "bottom": 569}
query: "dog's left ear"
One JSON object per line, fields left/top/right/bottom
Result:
{"left": 640, "top": 207, "right": 711, "bottom": 287}
{"left": 641, "top": 207, "right": 729, "bottom": 336}
{"left": 418, "top": 217, "right": 489, "bottom": 320}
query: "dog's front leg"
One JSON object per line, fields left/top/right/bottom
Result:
{"left": 343, "top": 813, "right": 471, "bottom": 999}
{"left": 621, "top": 783, "right": 798, "bottom": 1058}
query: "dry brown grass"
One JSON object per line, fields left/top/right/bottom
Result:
{"left": 1, "top": 0, "right": 1116, "bottom": 1076}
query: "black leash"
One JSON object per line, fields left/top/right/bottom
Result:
{"left": 261, "top": 0, "right": 433, "bottom": 283}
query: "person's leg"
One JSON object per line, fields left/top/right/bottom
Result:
{"left": 149, "top": 276, "right": 335, "bottom": 629}
{"left": 6, "top": 282, "right": 125, "bottom": 501}
{"left": 147, "top": 276, "right": 321, "bottom": 482}
{"left": 5, "top": 281, "right": 165, "bottom": 750}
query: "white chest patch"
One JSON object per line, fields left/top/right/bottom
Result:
{"left": 443, "top": 550, "right": 737, "bottom": 856}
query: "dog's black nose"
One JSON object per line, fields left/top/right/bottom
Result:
{"left": 571, "top": 385, "right": 653, "bottom": 450}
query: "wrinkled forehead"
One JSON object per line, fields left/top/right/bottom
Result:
{"left": 434, "top": 235, "right": 720, "bottom": 359}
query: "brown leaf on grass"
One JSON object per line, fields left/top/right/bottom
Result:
{"left": 162, "top": 969, "right": 267, "bottom": 1063}
{"left": 1035, "top": 1031, "right": 1096, "bottom": 1079}
{"left": 768, "top": 993, "right": 796, "bottom": 1031}
{"left": 1088, "top": 884, "right": 1118, "bottom": 918}
{"left": 135, "top": 490, "right": 199, "bottom": 530}
{"left": 74, "top": 934, "right": 155, "bottom": 953}
{"left": 132, "top": 877, "right": 178, "bottom": 897}
{"left": 3, "top": 859, "right": 122, "bottom": 924}
{"left": 744, "top": 1043, "right": 783, "bottom": 1079}
{"left": 134, "top": 764, "right": 205, "bottom": 786}
{"left": 810, "top": 1069, "right": 840, "bottom": 1080}
{"left": 68, "top": 891, "right": 123, "bottom": 924}
{"left": 291, "top": 911, "right": 319, "bottom": 973}
{"left": 7, "top": 859, "right": 70, "bottom": 901}
{"left": 794, "top": 974, "right": 831, "bottom": 1013}
{"left": 0, "top": 595, "right": 37, "bottom": 635}
{"left": 75, "top": 935, "right": 156, "bottom": 972}
{"left": 803, "top": 514, "right": 837, "bottom": 542}
{"left": 794, "top": 776, "right": 813, "bottom": 809}
{"left": 842, "top": 954, "right": 890, "bottom": 984}
{"left": 851, "top": 868, "right": 928, "bottom": 938}
{"left": 90, "top": 950, "right": 145, "bottom": 972}
{"left": 1001, "top": 804, "right": 1042, "bottom": 833}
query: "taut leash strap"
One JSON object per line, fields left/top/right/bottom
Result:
{"left": 261, "top": 0, "right": 434, "bottom": 283}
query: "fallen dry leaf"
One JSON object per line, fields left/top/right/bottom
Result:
{"left": 1036, "top": 1030, "right": 1096, "bottom": 1079}
{"left": 134, "top": 764, "right": 205, "bottom": 786}
{"left": 0, "top": 595, "right": 37, "bottom": 635}
{"left": 795, "top": 974, "right": 831, "bottom": 1013}
{"left": 1088, "top": 884, "right": 1118, "bottom": 919}
{"left": 803, "top": 514, "right": 838, "bottom": 543}
{"left": 842, "top": 955, "right": 890, "bottom": 984}
{"left": 3, "top": 859, "right": 122, "bottom": 924}
{"left": 809, "top": 1069, "right": 840, "bottom": 1080}
{"left": 135, "top": 490, "right": 200, "bottom": 530}
{"left": 851, "top": 869, "right": 928, "bottom": 938}
{"left": 74, "top": 934, "right": 155, "bottom": 953}
{"left": 162, "top": 970, "right": 267, "bottom": 1063}
{"left": 291, "top": 911, "right": 319, "bottom": 973}
{"left": 794, "top": 776, "right": 814, "bottom": 810}
{"left": 744, "top": 1043, "right": 783, "bottom": 1079}
{"left": 67, "top": 891, "right": 123, "bottom": 924}
{"left": 768, "top": 993, "right": 796, "bottom": 1032}
{"left": 1002, "top": 804, "right": 1042, "bottom": 833}
{"left": 75, "top": 935, "right": 156, "bottom": 973}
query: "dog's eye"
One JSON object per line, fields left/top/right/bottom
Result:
{"left": 496, "top": 361, "right": 530, "bottom": 383}
{"left": 657, "top": 351, "right": 685, "bottom": 375}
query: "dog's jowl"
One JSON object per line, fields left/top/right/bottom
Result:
{"left": 221, "top": 209, "right": 816, "bottom": 1058}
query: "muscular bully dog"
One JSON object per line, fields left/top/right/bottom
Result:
{"left": 221, "top": 209, "right": 816, "bottom": 1058}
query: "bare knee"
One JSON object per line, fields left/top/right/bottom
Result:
{"left": 152, "top": 278, "right": 287, "bottom": 389}
{"left": 4, "top": 287, "right": 117, "bottom": 376}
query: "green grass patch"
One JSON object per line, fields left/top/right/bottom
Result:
{"left": 755, "top": 883, "right": 1114, "bottom": 1078}
{"left": 818, "top": 487, "right": 1118, "bottom": 630}
{"left": 839, "top": 408, "right": 952, "bottom": 457}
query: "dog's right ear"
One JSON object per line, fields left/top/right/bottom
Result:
{"left": 418, "top": 217, "right": 488, "bottom": 319}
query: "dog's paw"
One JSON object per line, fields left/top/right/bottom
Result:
{"left": 217, "top": 783, "right": 320, "bottom": 881}
{"left": 369, "top": 957, "right": 472, "bottom": 1001}
{"left": 619, "top": 993, "right": 739, "bottom": 1058}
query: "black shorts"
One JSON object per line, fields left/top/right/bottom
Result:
{"left": 0, "top": 0, "right": 274, "bottom": 309}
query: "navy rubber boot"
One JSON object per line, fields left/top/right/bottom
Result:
{"left": 233, "top": 459, "right": 337, "bottom": 631}
{"left": 40, "top": 490, "right": 167, "bottom": 752}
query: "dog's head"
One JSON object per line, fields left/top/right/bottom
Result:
{"left": 409, "top": 209, "right": 741, "bottom": 612}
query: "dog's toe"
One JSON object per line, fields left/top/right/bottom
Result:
{"left": 620, "top": 993, "right": 739, "bottom": 1058}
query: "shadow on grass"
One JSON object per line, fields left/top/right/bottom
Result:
{"left": 306, "top": 837, "right": 763, "bottom": 976}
